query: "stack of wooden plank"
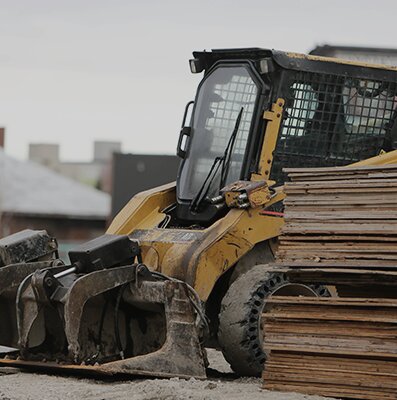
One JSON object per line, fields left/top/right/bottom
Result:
{"left": 277, "top": 164, "right": 397, "bottom": 269}
{"left": 262, "top": 165, "right": 397, "bottom": 399}
{"left": 263, "top": 296, "right": 397, "bottom": 400}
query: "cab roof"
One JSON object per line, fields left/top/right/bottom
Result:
{"left": 192, "top": 48, "right": 397, "bottom": 81}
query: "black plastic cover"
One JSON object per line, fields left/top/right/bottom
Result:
{"left": 68, "top": 234, "right": 140, "bottom": 273}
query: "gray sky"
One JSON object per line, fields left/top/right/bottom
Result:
{"left": 0, "top": 0, "right": 396, "bottom": 161}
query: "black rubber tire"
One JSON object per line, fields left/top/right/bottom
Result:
{"left": 218, "top": 264, "right": 328, "bottom": 376}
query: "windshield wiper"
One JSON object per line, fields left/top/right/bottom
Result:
{"left": 190, "top": 107, "right": 244, "bottom": 213}
{"left": 220, "top": 107, "right": 244, "bottom": 188}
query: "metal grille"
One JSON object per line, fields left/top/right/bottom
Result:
{"left": 191, "top": 72, "right": 257, "bottom": 192}
{"left": 207, "top": 74, "right": 257, "bottom": 155}
{"left": 271, "top": 71, "right": 397, "bottom": 183}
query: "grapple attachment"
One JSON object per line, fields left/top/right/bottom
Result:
{"left": 0, "top": 230, "right": 61, "bottom": 348}
{"left": 0, "top": 233, "right": 207, "bottom": 379}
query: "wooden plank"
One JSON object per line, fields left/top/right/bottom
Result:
{"left": 264, "top": 382, "right": 396, "bottom": 400}
{"left": 279, "top": 234, "right": 397, "bottom": 242}
{"left": 262, "top": 295, "right": 397, "bottom": 399}
{"left": 284, "top": 211, "right": 397, "bottom": 220}
{"left": 284, "top": 268, "right": 397, "bottom": 286}
{"left": 266, "top": 296, "right": 397, "bottom": 307}
{"left": 280, "top": 222, "right": 397, "bottom": 235}
{"left": 285, "top": 179, "right": 397, "bottom": 188}
{"left": 273, "top": 260, "right": 397, "bottom": 268}
{"left": 283, "top": 164, "right": 397, "bottom": 173}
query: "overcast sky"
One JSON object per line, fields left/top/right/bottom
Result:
{"left": 0, "top": 0, "right": 396, "bottom": 161}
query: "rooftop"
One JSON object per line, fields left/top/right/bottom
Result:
{"left": 0, "top": 149, "right": 110, "bottom": 219}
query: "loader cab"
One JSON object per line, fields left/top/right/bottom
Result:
{"left": 175, "top": 50, "right": 271, "bottom": 224}
{"left": 175, "top": 48, "right": 397, "bottom": 225}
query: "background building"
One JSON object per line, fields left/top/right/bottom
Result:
{"left": 111, "top": 153, "right": 180, "bottom": 217}
{"left": 0, "top": 145, "right": 110, "bottom": 260}
{"left": 28, "top": 141, "right": 121, "bottom": 191}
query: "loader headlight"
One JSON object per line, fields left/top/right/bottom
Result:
{"left": 189, "top": 58, "right": 204, "bottom": 74}
{"left": 258, "top": 58, "right": 274, "bottom": 74}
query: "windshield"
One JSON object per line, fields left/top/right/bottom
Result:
{"left": 178, "top": 65, "right": 259, "bottom": 201}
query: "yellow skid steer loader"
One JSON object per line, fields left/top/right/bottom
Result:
{"left": 1, "top": 48, "right": 397, "bottom": 378}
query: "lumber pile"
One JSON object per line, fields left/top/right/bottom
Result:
{"left": 276, "top": 164, "right": 397, "bottom": 269}
{"left": 262, "top": 165, "right": 397, "bottom": 399}
{"left": 262, "top": 296, "right": 397, "bottom": 400}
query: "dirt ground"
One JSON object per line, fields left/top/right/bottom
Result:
{"left": 0, "top": 349, "right": 334, "bottom": 400}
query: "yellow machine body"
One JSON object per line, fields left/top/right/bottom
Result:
{"left": 107, "top": 95, "right": 397, "bottom": 302}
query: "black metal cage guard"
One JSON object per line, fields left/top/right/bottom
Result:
{"left": 271, "top": 70, "right": 397, "bottom": 183}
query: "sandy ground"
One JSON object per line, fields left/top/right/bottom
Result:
{"left": 0, "top": 349, "right": 335, "bottom": 400}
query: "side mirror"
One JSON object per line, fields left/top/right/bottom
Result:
{"left": 177, "top": 101, "right": 194, "bottom": 158}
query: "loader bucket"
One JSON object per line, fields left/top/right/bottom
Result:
{"left": 0, "top": 263, "right": 207, "bottom": 379}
